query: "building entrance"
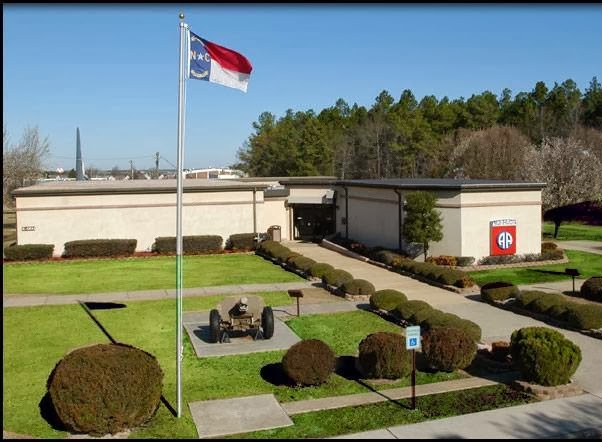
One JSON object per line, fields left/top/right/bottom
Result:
{"left": 292, "top": 204, "right": 335, "bottom": 241}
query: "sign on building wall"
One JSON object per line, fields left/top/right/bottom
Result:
{"left": 490, "top": 219, "right": 516, "bottom": 256}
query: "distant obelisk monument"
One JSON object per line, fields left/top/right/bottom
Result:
{"left": 76, "top": 127, "right": 85, "bottom": 181}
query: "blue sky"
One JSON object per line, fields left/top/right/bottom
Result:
{"left": 3, "top": 4, "right": 602, "bottom": 172}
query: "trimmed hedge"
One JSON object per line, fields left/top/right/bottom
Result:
{"left": 226, "top": 233, "right": 256, "bottom": 251}
{"left": 288, "top": 256, "right": 317, "bottom": 273}
{"left": 580, "top": 276, "right": 602, "bottom": 303}
{"left": 456, "top": 256, "right": 476, "bottom": 267}
{"left": 370, "top": 250, "right": 405, "bottom": 267}
{"left": 63, "top": 239, "right": 137, "bottom": 258}
{"left": 393, "top": 300, "right": 433, "bottom": 322}
{"left": 421, "top": 312, "right": 482, "bottom": 343}
{"left": 341, "top": 279, "right": 376, "bottom": 296}
{"left": 322, "top": 268, "right": 354, "bottom": 287}
{"left": 564, "top": 304, "right": 602, "bottom": 330}
{"left": 47, "top": 343, "right": 163, "bottom": 436}
{"left": 515, "top": 291, "right": 550, "bottom": 309}
{"left": 529, "top": 293, "right": 567, "bottom": 314}
{"left": 4, "top": 244, "right": 54, "bottom": 261}
{"left": 282, "top": 339, "right": 336, "bottom": 386}
{"left": 426, "top": 255, "right": 458, "bottom": 266}
{"left": 153, "top": 235, "right": 222, "bottom": 255}
{"left": 480, "top": 281, "right": 520, "bottom": 303}
{"left": 541, "top": 242, "right": 558, "bottom": 252}
{"left": 510, "top": 327, "right": 581, "bottom": 386}
{"left": 309, "top": 262, "right": 335, "bottom": 279}
{"left": 358, "top": 332, "right": 411, "bottom": 379}
{"left": 422, "top": 326, "right": 477, "bottom": 372}
{"left": 395, "top": 259, "right": 474, "bottom": 288}
{"left": 369, "top": 289, "right": 408, "bottom": 311}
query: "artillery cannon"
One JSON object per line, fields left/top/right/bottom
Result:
{"left": 208, "top": 295, "right": 274, "bottom": 343}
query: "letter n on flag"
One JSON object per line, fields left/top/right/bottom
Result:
{"left": 188, "top": 31, "right": 253, "bottom": 92}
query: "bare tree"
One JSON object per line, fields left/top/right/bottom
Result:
{"left": 445, "top": 125, "right": 533, "bottom": 180}
{"left": 524, "top": 137, "right": 602, "bottom": 211}
{"left": 3, "top": 125, "right": 50, "bottom": 207}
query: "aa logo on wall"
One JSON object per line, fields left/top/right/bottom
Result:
{"left": 490, "top": 219, "right": 517, "bottom": 256}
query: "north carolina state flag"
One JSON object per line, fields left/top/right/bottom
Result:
{"left": 189, "top": 31, "right": 253, "bottom": 93}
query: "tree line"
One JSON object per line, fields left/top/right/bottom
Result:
{"left": 235, "top": 77, "right": 602, "bottom": 210}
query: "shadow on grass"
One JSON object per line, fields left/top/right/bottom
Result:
{"left": 39, "top": 392, "right": 68, "bottom": 432}
{"left": 335, "top": 355, "right": 412, "bottom": 410}
{"left": 83, "top": 302, "right": 127, "bottom": 310}
{"left": 259, "top": 363, "right": 296, "bottom": 387}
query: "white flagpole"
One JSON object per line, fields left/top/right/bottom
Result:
{"left": 176, "top": 12, "right": 188, "bottom": 419}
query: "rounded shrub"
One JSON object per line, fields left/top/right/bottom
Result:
{"left": 580, "top": 276, "right": 602, "bottom": 303}
{"left": 564, "top": 304, "right": 602, "bottom": 330}
{"left": 370, "top": 250, "right": 404, "bottom": 266}
{"left": 480, "top": 281, "right": 520, "bottom": 303}
{"left": 393, "top": 300, "right": 434, "bottom": 322}
{"left": 515, "top": 291, "right": 548, "bottom": 309}
{"left": 409, "top": 307, "right": 441, "bottom": 327}
{"left": 541, "top": 242, "right": 558, "bottom": 252}
{"left": 422, "top": 326, "right": 477, "bottom": 372}
{"left": 289, "top": 256, "right": 317, "bottom": 273}
{"left": 341, "top": 279, "right": 376, "bottom": 296}
{"left": 358, "top": 332, "right": 411, "bottom": 379}
{"left": 47, "top": 343, "right": 163, "bottom": 436}
{"left": 322, "top": 268, "right": 354, "bottom": 287}
{"left": 529, "top": 293, "right": 567, "bottom": 314}
{"left": 309, "top": 262, "right": 335, "bottom": 279}
{"left": 282, "top": 339, "right": 336, "bottom": 386}
{"left": 369, "top": 289, "right": 408, "bottom": 311}
{"left": 510, "top": 327, "right": 582, "bottom": 386}
{"left": 421, "top": 313, "right": 481, "bottom": 343}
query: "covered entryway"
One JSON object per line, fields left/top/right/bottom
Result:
{"left": 291, "top": 204, "right": 335, "bottom": 241}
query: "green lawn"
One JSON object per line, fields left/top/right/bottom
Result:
{"left": 4, "top": 299, "right": 467, "bottom": 439}
{"left": 3, "top": 254, "right": 302, "bottom": 295}
{"left": 542, "top": 221, "right": 602, "bottom": 241}
{"left": 229, "top": 384, "right": 536, "bottom": 439}
{"left": 469, "top": 250, "right": 602, "bottom": 286}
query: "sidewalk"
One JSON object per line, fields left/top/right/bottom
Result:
{"left": 332, "top": 393, "right": 602, "bottom": 439}
{"left": 2, "top": 281, "right": 314, "bottom": 308}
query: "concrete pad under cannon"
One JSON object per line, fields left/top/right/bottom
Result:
{"left": 183, "top": 311, "right": 301, "bottom": 358}
{"left": 189, "top": 394, "right": 293, "bottom": 439}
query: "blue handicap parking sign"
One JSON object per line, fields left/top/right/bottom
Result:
{"left": 409, "top": 337, "right": 417, "bottom": 346}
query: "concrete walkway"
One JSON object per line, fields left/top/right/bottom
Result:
{"left": 284, "top": 241, "right": 602, "bottom": 397}
{"left": 331, "top": 393, "right": 602, "bottom": 439}
{"left": 552, "top": 240, "right": 602, "bottom": 255}
{"left": 2, "top": 281, "right": 314, "bottom": 308}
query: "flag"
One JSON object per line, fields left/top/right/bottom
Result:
{"left": 189, "top": 31, "right": 253, "bottom": 92}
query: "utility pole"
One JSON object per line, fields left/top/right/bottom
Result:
{"left": 155, "top": 152, "right": 160, "bottom": 179}
{"left": 130, "top": 160, "right": 134, "bottom": 180}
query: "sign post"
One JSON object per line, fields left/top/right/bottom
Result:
{"left": 405, "top": 325, "right": 421, "bottom": 410}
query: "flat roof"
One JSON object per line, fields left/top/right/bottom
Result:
{"left": 335, "top": 178, "right": 546, "bottom": 191}
{"left": 12, "top": 179, "right": 270, "bottom": 197}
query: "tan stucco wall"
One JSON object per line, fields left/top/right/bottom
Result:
{"left": 458, "top": 190, "right": 542, "bottom": 259}
{"left": 335, "top": 186, "right": 400, "bottom": 250}
{"left": 334, "top": 185, "right": 542, "bottom": 261}
{"left": 16, "top": 190, "right": 264, "bottom": 256}
{"left": 260, "top": 198, "right": 290, "bottom": 240}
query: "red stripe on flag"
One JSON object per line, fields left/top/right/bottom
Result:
{"left": 199, "top": 36, "right": 252, "bottom": 75}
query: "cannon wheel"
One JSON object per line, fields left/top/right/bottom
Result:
{"left": 261, "top": 306, "right": 274, "bottom": 339}
{"left": 209, "top": 309, "right": 221, "bottom": 343}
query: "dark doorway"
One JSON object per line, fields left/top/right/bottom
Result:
{"left": 292, "top": 204, "right": 335, "bottom": 241}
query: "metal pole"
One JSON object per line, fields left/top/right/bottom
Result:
{"left": 411, "top": 349, "right": 416, "bottom": 410}
{"left": 176, "top": 12, "right": 188, "bottom": 419}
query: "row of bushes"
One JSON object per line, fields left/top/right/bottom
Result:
{"left": 3, "top": 232, "right": 260, "bottom": 261}
{"left": 478, "top": 250, "right": 564, "bottom": 265}
{"left": 257, "top": 240, "right": 378, "bottom": 297}
{"left": 369, "top": 289, "right": 482, "bottom": 343}
{"left": 480, "top": 281, "right": 602, "bottom": 330}
{"left": 426, "top": 255, "right": 476, "bottom": 267}
{"left": 282, "top": 328, "right": 478, "bottom": 387}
